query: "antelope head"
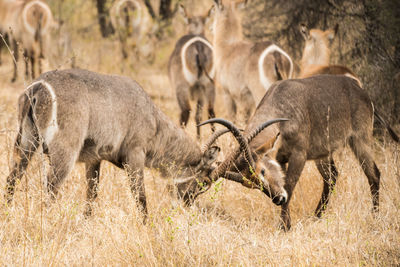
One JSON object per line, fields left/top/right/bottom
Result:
{"left": 178, "top": 4, "right": 213, "bottom": 35}
{"left": 173, "top": 144, "right": 220, "bottom": 205}
{"left": 172, "top": 129, "right": 237, "bottom": 205}
{"left": 300, "top": 24, "right": 339, "bottom": 68}
{"left": 197, "top": 118, "right": 289, "bottom": 206}
{"left": 239, "top": 133, "right": 286, "bottom": 205}
{"left": 212, "top": 0, "right": 248, "bottom": 42}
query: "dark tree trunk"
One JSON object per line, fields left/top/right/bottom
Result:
{"left": 95, "top": 0, "right": 113, "bottom": 37}
{"left": 393, "top": 45, "right": 400, "bottom": 122}
{"left": 143, "top": 0, "right": 156, "bottom": 19}
{"left": 159, "top": 0, "right": 172, "bottom": 21}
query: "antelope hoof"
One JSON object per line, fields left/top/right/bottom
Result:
{"left": 279, "top": 221, "right": 291, "bottom": 231}
{"left": 84, "top": 205, "right": 93, "bottom": 218}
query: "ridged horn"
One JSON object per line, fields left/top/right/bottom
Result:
{"left": 201, "top": 128, "right": 231, "bottom": 153}
{"left": 198, "top": 118, "right": 254, "bottom": 167}
{"left": 245, "top": 118, "right": 289, "bottom": 143}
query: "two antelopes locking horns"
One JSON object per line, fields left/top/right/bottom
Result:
{"left": 4, "top": 0, "right": 399, "bottom": 231}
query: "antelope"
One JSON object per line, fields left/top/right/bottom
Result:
{"left": 4, "top": 68, "right": 287, "bottom": 219}
{"left": 299, "top": 24, "right": 362, "bottom": 86}
{"left": 200, "top": 74, "right": 399, "bottom": 230}
{"left": 168, "top": 4, "right": 215, "bottom": 138}
{"left": 0, "top": 0, "right": 18, "bottom": 66}
{"left": 110, "top": 0, "right": 154, "bottom": 60}
{"left": 212, "top": 0, "right": 293, "bottom": 121}
{"left": 0, "top": 0, "right": 21, "bottom": 76}
{"left": 0, "top": 0, "right": 54, "bottom": 82}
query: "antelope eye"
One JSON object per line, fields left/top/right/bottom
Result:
{"left": 260, "top": 169, "right": 266, "bottom": 176}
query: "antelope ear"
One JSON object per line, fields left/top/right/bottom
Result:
{"left": 255, "top": 133, "right": 281, "bottom": 156}
{"left": 326, "top": 30, "right": 335, "bottom": 41}
{"left": 203, "top": 146, "right": 220, "bottom": 165}
{"left": 205, "top": 5, "right": 215, "bottom": 24}
{"left": 236, "top": 0, "right": 248, "bottom": 9}
{"left": 300, "top": 24, "right": 310, "bottom": 40}
{"left": 214, "top": 0, "right": 223, "bottom": 10}
{"left": 179, "top": 4, "right": 189, "bottom": 24}
{"left": 326, "top": 24, "right": 338, "bottom": 43}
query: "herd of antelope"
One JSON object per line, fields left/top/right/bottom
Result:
{"left": 1, "top": 0, "right": 398, "bottom": 231}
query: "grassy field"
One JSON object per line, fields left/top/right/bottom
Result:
{"left": 0, "top": 1, "right": 400, "bottom": 265}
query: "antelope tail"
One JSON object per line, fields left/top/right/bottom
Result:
{"left": 194, "top": 42, "right": 214, "bottom": 83}
{"left": 374, "top": 110, "right": 400, "bottom": 143}
{"left": 194, "top": 42, "right": 203, "bottom": 79}
{"left": 274, "top": 62, "right": 283, "bottom": 81}
{"left": 35, "top": 13, "right": 44, "bottom": 59}
{"left": 34, "top": 13, "right": 42, "bottom": 41}
{"left": 181, "top": 36, "right": 215, "bottom": 84}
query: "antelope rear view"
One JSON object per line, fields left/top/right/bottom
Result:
{"left": 212, "top": 0, "right": 293, "bottom": 121}
{"left": 168, "top": 4, "right": 215, "bottom": 138}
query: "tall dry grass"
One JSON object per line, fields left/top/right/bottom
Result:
{"left": 0, "top": 0, "right": 399, "bottom": 265}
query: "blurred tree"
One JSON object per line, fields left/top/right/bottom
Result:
{"left": 242, "top": 0, "right": 400, "bottom": 123}
{"left": 159, "top": 0, "right": 173, "bottom": 20}
{"left": 144, "top": 0, "right": 182, "bottom": 38}
{"left": 95, "top": 0, "right": 114, "bottom": 37}
{"left": 96, "top": 0, "right": 181, "bottom": 38}
{"left": 144, "top": 0, "right": 156, "bottom": 18}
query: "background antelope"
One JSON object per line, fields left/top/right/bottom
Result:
{"left": 201, "top": 75, "right": 399, "bottom": 230}
{"left": 5, "top": 69, "right": 281, "bottom": 218}
{"left": 110, "top": 0, "right": 155, "bottom": 60}
{"left": 0, "top": 0, "right": 54, "bottom": 82}
{"left": 299, "top": 24, "right": 361, "bottom": 85}
{"left": 212, "top": 0, "right": 293, "bottom": 122}
{"left": 0, "top": 0, "right": 19, "bottom": 64}
{"left": 168, "top": 4, "right": 215, "bottom": 138}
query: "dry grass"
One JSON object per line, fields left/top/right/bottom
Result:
{"left": 0, "top": 0, "right": 400, "bottom": 265}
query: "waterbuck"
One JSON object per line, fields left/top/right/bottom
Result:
{"left": 212, "top": 0, "right": 293, "bottom": 121}
{"left": 4, "top": 69, "right": 286, "bottom": 219}
{"left": 0, "top": 0, "right": 54, "bottom": 82}
{"left": 299, "top": 24, "right": 361, "bottom": 85}
{"left": 110, "top": 0, "right": 154, "bottom": 60}
{"left": 200, "top": 74, "right": 399, "bottom": 230}
{"left": 168, "top": 4, "right": 215, "bottom": 138}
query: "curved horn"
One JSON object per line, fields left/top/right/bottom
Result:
{"left": 202, "top": 118, "right": 288, "bottom": 182}
{"left": 201, "top": 128, "right": 231, "bottom": 153}
{"left": 223, "top": 171, "right": 245, "bottom": 183}
{"left": 198, "top": 118, "right": 255, "bottom": 182}
{"left": 245, "top": 118, "right": 289, "bottom": 144}
{"left": 198, "top": 118, "right": 255, "bottom": 167}
{"left": 214, "top": 0, "right": 223, "bottom": 8}
{"left": 201, "top": 128, "right": 244, "bottom": 153}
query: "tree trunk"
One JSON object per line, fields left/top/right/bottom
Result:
{"left": 159, "top": 0, "right": 172, "bottom": 21}
{"left": 393, "top": 45, "right": 400, "bottom": 123}
{"left": 95, "top": 0, "right": 113, "bottom": 37}
{"left": 143, "top": 0, "right": 156, "bottom": 19}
